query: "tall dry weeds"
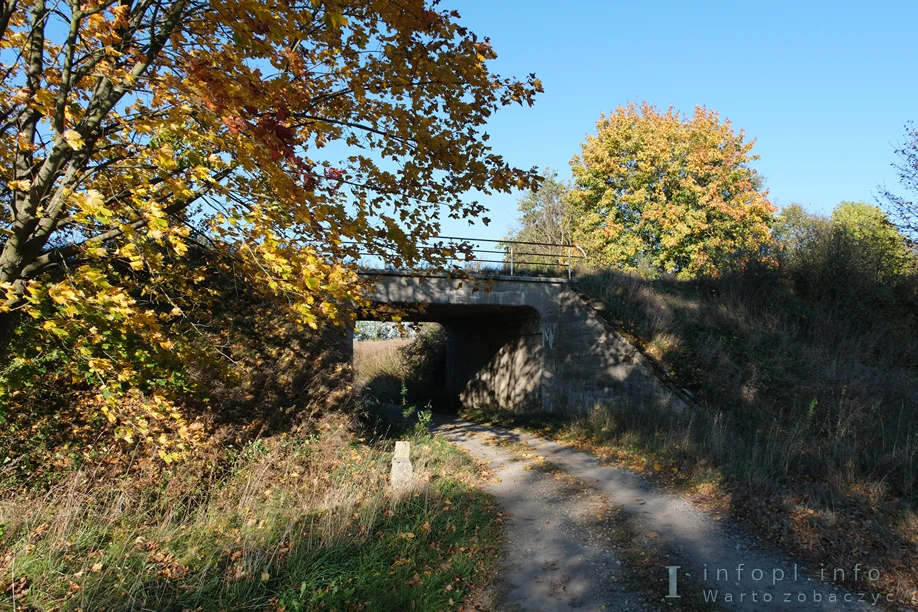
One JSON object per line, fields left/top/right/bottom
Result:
{"left": 570, "top": 267, "right": 918, "bottom": 604}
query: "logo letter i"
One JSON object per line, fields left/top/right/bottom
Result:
{"left": 666, "top": 566, "right": 681, "bottom": 598}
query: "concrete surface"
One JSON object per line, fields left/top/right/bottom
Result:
{"left": 434, "top": 419, "right": 652, "bottom": 611}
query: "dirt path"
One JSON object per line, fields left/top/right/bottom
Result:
{"left": 434, "top": 419, "right": 653, "bottom": 611}
{"left": 434, "top": 418, "right": 880, "bottom": 611}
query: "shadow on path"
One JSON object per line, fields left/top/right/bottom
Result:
{"left": 433, "top": 417, "right": 879, "bottom": 611}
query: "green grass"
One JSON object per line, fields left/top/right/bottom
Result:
{"left": 278, "top": 477, "right": 494, "bottom": 611}
{"left": 0, "top": 416, "right": 500, "bottom": 611}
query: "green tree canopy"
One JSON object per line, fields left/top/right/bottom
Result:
{"left": 773, "top": 201, "right": 914, "bottom": 307}
{"left": 502, "top": 168, "right": 579, "bottom": 270}
{"left": 831, "top": 201, "right": 912, "bottom": 280}
{"left": 569, "top": 101, "right": 775, "bottom": 278}
{"left": 505, "top": 168, "right": 572, "bottom": 246}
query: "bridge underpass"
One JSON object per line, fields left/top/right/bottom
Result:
{"left": 356, "top": 270, "right": 688, "bottom": 415}
{"left": 390, "top": 302, "right": 543, "bottom": 410}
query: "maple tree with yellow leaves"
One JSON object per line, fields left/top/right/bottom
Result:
{"left": 570, "top": 101, "right": 775, "bottom": 278}
{"left": 0, "top": 0, "right": 541, "bottom": 457}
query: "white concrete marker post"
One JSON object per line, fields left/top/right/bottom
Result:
{"left": 390, "top": 441, "right": 413, "bottom": 493}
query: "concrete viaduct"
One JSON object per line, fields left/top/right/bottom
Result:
{"left": 358, "top": 270, "right": 687, "bottom": 415}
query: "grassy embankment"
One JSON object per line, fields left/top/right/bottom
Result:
{"left": 465, "top": 268, "right": 918, "bottom": 608}
{"left": 1, "top": 410, "right": 499, "bottom": 611}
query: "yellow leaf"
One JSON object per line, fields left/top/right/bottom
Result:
{"left": 169, "top": 236, "right": 188, "bottom": 256}
{"left": 63, "top": 129, "right": 85, "bottom": 150}
{"left": 192, "top": 165, "right": 212, "bottom": 181}
{"left": 326, "top": 11, "right": 347, "bottom": 28}
{"left": 155, "top": 143, "right": 177, "bottom": 170}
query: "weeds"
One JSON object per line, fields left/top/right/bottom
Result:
{"left": 574, "top": 268, "right": 918, "bottom": 500}
{"left": 352, "top": 324, "right": 455, "bottom": 412}
{"left": 0, "top": 412, "right": 500, "bottom": 611}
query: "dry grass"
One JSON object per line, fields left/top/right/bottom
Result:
{"left": 576, "top": 268, "right": 918, "bottom": 606}
{"left": 576, "top": 269, "right": 918, "bottom": 498}
{"left": 352, "top": 338, "right": 411, "bottom": 396}
{"left": 352, "top": 327, "right": 452, "bottom": 410}
{"left": 0, "top": 412, "right": 501, "bottom": 611}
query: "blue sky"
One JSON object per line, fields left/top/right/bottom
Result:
{"left": 438, "top": 0, "right": 918, "bottom": 242}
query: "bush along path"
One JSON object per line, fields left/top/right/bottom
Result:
{"left": 433, "top": 418, "right": 886, "bottom": 611}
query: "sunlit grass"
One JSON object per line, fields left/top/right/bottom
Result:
{"left": 0, "top": 414, "right": 499, "bottom": 611}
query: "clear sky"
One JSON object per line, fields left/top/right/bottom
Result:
{"left": 437, "top": 0, "right": 918, "bottom": 242}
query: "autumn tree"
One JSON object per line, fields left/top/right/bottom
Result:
{"left": 0, "top": 0, "right": 541, "bottom": 456}
{"left": 569, "top": 102, "right": 775, "bottom": 278}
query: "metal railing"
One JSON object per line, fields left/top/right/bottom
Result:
{"left": 436, "top": 236, "right": 586, "bottom": 279}
{"left": 349, "top": 236, "right": 587, "bottom": 279}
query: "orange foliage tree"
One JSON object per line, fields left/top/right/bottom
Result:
{"left": 570, "top": 102, "right": 774, "bottom": 278}
{"left": 0, "top": 0, "right": 541, "bottom": 457}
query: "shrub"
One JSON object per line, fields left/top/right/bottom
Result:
{"left": 0, "top": 259, "right": 353, "bottom": 490}
{"left": 775, "top": 202, "right": 915, "bottom": 312}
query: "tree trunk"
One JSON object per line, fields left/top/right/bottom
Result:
{"left": 0, "top": 309, "right": 19, "bottom": 362}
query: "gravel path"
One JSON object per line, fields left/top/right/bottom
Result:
{"left": 434, "top": 419, "right": 652, "bottom": 611}
{"left": 434, "top": 418, "right": 883, "bottom": 611}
